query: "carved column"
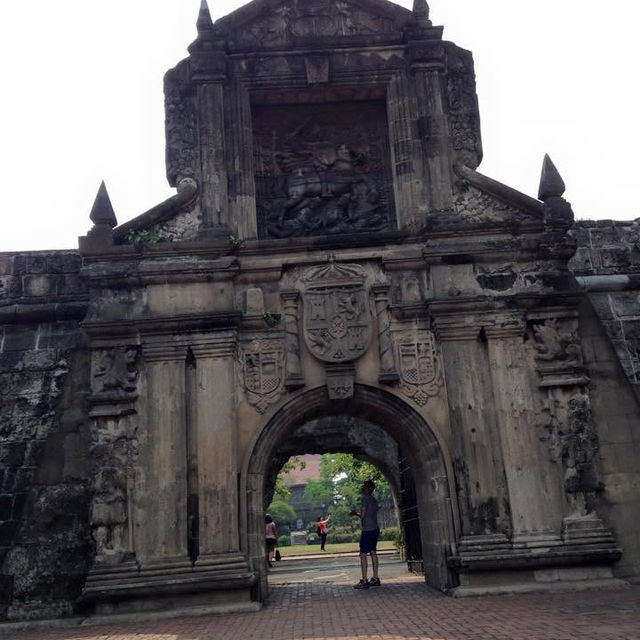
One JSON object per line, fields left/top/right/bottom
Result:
{"left": 136, "top": 341, "right": 189, "bottom": 562}
{"left": 198, "top": 81, "right": 229, "bottom": 236}
{"left": 410, "top": 44, "right": 454, "bottom": 213}
{"left": 484, "top": 316, "right": 564, "bottom": 545}
{"left": 281, "top": 291, "right": 305, "bottom": 390}
{"left": 372, "top": 284, "right": 399, "bottom": 384}
{"left": 434, "top": 318, "right": 510, "bottom": 547}
{"left": 190, "top": 332, "right": 240, "bottom": 557}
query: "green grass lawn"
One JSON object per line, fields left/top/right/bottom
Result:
{"left": 279, "top": 540, "right": 396, "bottom": 556}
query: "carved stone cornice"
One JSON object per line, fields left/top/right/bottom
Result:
{"left": 189, "top": 331, "right": 238, "bottom": 359}
{"left": 82, "top": 312, "right": 242, "bottom": 340}
{"left": 482, "top": 313, "right": 526, "bottom": 340}
{"left": 142, "top": 341, "right": 188, "bottom": 363}
{"left": 432, "top": 316, "right": 480, "bottom": 342}
{"left": 434, "top": 310, "right": 526, "bottom": 341}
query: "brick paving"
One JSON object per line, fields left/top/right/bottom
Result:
{"left": 3, "top": 574, "right": 639, "bottom": 640}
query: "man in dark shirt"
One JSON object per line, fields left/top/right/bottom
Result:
{"left": 350, "top": 480, "right": 381, "bottom": 589}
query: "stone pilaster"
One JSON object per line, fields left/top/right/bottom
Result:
{"left": 484, "top": 316, "right": 563, "bottom": 545}
{"left": 198, "top": 81, "right": 229, "bottom": 237}
{"left": 434, "top": 317, "right": 510, "bottom": 545}
{"left": 137, "top": 341, "right": 189, "bottom": 561}
{"left": 281, "top": 291, "right": 305, "bottom": 390}
{"left": 227, "top": 79, "right": 257, "bottom": 239}
{"left": 410, "top": 44, "right": 454, "bottom": 213}
{"left": 190, "top": 332, "right": 240, "bottom": 556}
{"left": 386, "top": 72, "right": 428, "bottom": 231}
{"left": 372, "top": 284, "right": 399, "bottom": 384}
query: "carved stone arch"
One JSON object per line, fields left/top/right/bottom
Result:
{"left": 241, "top": 383, "right": 460, "bottom": 600}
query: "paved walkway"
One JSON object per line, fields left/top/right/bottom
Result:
{"left": 3, "top": 557, "right": 640, "bottom": 640}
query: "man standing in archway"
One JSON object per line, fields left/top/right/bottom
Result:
{"left": 351, "top": 480, "right": 381, "bottom": 588}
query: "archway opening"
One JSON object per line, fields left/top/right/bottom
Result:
{"left": 243, "top": 385, "right": 459, "bottom": 600}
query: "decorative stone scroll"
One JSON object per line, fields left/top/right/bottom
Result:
{"left": 241, "top": 338, "right": 285, "bottom": 413}
{"left": 395, "top": 329, "right": 441, "bottom": 406}
{"left": 302, "top": 262, "right": 371, "bottom": 363}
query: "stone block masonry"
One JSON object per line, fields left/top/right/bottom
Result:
{"left": 0, "top": 251, "right": 92, "bottom": 621}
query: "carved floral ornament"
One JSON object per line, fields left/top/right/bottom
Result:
{"left": 240, "top": 338, "right": 285, "bottom": 413}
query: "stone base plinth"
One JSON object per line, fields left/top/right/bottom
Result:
{"left": 449, "top": 531, "right": 622, "bottom": 596}
{"left": 450, "top": 565, "right": 627, "bottom": 597}
{"left": 82, "top": 553, "right": 256, "bottom": 616}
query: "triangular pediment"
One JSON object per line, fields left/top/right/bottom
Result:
{"left": 210, "top": 0, "right": 414, "bottom": 49}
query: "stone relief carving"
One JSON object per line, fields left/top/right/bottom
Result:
{"left": 164, "top": 60, "right": 198, "bottom": 187}
{"left": 395, "top": 330, "right": 441, "bottom": 406}
{"left": 241, "top": 338, "right": 285, "bottom": 413}
{"left": 446, "top": 47, "right": 481, "bottom": 169}
{"left": 532, "top": 319, "right": 582, "bottom": 364}
{"left": 453, "top": 185, "right": 534, "bottom": 226}
{"left": 302, "top": 262, "right": 372, "bottom": 363}
{"left": 218, "top": 0, "right": 395, "bottom": 48}
{"left": 91, "top": 347, "right": 139, "bottom": 399}
{"left": 90, "top": 416, "right": 138, "bottom": 564}
{"left": 253, "top": 102, "right": 395, "bottom": 239}
{"left": 326, "top": 364, "right": 355, "bottom": 400}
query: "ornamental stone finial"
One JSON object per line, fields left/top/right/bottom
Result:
{"left": 413, "top": 0, "right": 432, "bottom": 27}
{"left": 89, "top": 181, "right": 117, "bottom": 229}
{"left": 197, "top": 0, "right": 214, "bottom": 32}
{"left": 538, "top": 154, "right": 566, "bottom": 201}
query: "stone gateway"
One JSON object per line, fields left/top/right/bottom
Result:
{"left": 1, "top": 0, "right": 640, "bottom": 622}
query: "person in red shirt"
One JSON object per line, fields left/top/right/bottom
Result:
{"left": 316, "top": 514, "right": 331, "bottom": 551}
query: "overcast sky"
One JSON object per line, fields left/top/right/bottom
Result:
{"left": 0, "top": 0, "right": 638, "bottom": 252}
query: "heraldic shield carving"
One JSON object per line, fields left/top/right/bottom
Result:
{"left": 241, "top": 339, "right": 285, "bottom": 413}
{"left": 396, "top": 330, "right": 441, "bottom": 406}
{"left": 302, "top": 262, "right": 372, "bottom": 363}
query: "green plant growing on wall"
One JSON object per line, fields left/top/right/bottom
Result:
{"left": 263, "top": 312, "right": 282, "bottom": 328}
{"left": 228, "top": 233, "right": 243, "bottom": 249}
{"left": 127, "top": 229, "right": 160, "bottom": 246}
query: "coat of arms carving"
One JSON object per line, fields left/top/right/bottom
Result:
{"left": 396, "top": 330, "right": 441, "bottom": 406}
{"left": 302, "top": 262, "right": 371, "bottom": 363}
{"left": 241, "top": 339, "right": 285, "bottom": 413}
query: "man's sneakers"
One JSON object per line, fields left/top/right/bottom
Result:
{"left": 353, "top": 577, "right": 381, "bottom": 589}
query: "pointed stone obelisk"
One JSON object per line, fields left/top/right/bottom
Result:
{"left": 197, "top": 0, "right": 214, "bottom": 32}
{"left": 84, "top": 181, "right": 117, "bottom": 248}
{"left": 538, "top": 154, "right": 566, "bottom": 201}
{"left": 538, "top": 155, "right": 573, "bottom": 227}
{"left": 89, "top": 181, "right": 117, "bottom": 229}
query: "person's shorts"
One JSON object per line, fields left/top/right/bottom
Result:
{"left": 359, "top": 528, "right": 380, "bottom": 554}
{"left": 266, "top": 538, "right": 277, "bottom": 552}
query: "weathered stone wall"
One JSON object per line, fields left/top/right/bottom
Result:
{"left": 0, "top": 251, "right": 92, "bottom": 620}
{"left": 570, "top": 220, "right": 640, "bottom": 388}
{"left": 568, "top": 220, "right": 640, "bottom": 579}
